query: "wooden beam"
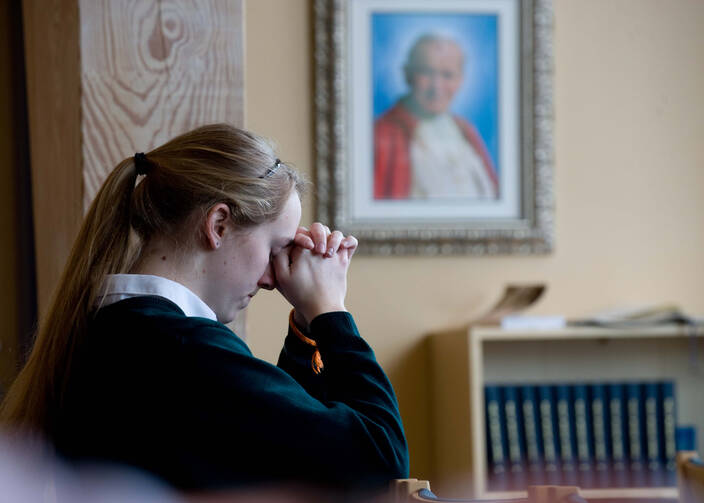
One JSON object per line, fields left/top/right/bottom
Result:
{"left": 22, "top": 0, "right": 82, "bottom": 319}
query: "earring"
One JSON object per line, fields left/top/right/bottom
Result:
{"left": 215, "top": 241, "right": 220, "bottom": 248}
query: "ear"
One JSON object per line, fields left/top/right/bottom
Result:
{"left": 202, "top": 203, "right": 231, "bottom": 251}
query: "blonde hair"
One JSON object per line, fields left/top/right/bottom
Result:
{"left": 0, "top": 123, "right": 306, "bottom": 437}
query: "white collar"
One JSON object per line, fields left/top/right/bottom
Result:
{"left": 99, "top": 274, "right": 217, "bottom": 321}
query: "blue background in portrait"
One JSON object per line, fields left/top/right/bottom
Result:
{"left": 372, "top": 13, "right": 499, "bottom": 173}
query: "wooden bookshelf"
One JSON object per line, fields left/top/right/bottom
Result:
{"left": 429, "top": 323, "right": 703, "bottom": 500}
{"left": 488, "top": 487, "right": 677, "bottom": 500}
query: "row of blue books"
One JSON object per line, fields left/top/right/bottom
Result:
{"left": 484, "top": 381, "right": 678, "bottom": 490}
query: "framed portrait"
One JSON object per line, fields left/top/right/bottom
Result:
{"left": 314, "top": 0, "right": 554, "bottom": 255}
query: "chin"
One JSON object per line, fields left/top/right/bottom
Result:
{"left": 424, "top": 103, "right": 449, "bottom": 114}
{"left": 217, "top": 306, "right": 240, "bottom": 325}
{"left": 221, "top": 298, "right": 250, "bottom": 323}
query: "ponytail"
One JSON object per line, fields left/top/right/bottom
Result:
{"left": 0, "top": 158, "right": 140, "bottom": 436}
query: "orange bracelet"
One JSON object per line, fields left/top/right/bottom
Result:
{"left": 288, "top": 309, "right": 324, "bottom": 374}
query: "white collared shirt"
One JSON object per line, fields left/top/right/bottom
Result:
{"left": 98, "top": 274, "right": 217, "bottom": 321}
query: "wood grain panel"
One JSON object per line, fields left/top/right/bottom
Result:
{"left": 22, "top": 0, "right": 82, "bottom": 318}
{"left": 79, "top": 0, "right": 246, "bottom": 335}
{"left": 80, "top": 0, "right": 244, "bottom": 208}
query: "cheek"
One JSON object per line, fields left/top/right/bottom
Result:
{"left": 441, "top": 77, "right": 460, "bottom": 95}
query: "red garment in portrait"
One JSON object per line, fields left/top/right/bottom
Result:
{"left": 373, "top": 101, "right": 498, "bottom": 200}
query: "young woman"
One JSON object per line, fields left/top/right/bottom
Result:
{"left": 0, "top": 124, "right": 409, "bottom": 491}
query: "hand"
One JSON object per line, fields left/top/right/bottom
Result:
{"left": 273, "top": 244, "right": 351, "bottom": 326}
{"left": 294, "top": 223, "right": 358, "bottom": 258}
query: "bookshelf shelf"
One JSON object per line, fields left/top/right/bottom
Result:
{"left": 429, "top": 323, "right": 704, "bottom": 500}
{"left": 488, "top": 487, "right": 678, "bottom": 500}
{"left": 472, "top": 324, "right": 700, "bottom": 340}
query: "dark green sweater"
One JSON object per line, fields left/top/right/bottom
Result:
{"left": 55, "top": 296, "right": 409, "bottom": 491}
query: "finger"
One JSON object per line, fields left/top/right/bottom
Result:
{"left": 272, "top": 248, "right": 291, "bottom": 282}
{"left": 289, "top": 245, "right": 306, "bottom": 266}
{"left": 294, "top": 233, "right": 315, "bottom": 250}
{"left": 325, "top": 230, "right": 344, "bottom": 257}
{"left": 294, "top": 226, "right": 314, "bottom": 249}
{"left": 341, "top": 235, "right": 358, "bottom": 258}
{"left": 309, "top": 222, "right": 329, "bottom": 255}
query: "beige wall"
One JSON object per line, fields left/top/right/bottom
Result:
{"left": 244, "top": 0, "right": 704, "bottom": 480}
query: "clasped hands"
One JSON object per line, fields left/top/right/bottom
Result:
{"left": 273, "top": 223, "right": 357, "bottom": 328}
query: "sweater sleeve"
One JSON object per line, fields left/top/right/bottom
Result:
{"left": 275, "top": 317, "right": 327, "bottom": 399}
{"left": 179, "top": 312, "right": 409, "bottom": 490}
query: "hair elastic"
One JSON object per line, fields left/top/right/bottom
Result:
{"left": 134, "top": 152, "right": 150, "bottom": 176}
{"left": 260, "top": 158, "right": 282, "bottom": 178}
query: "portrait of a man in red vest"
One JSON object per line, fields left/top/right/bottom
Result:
{"left": 373, "top": 34, "right": 499, "bottom": 201}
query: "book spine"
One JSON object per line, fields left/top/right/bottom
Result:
{"left": 485, "top": 385, "right": 508, "bottom": 490}
{"left": 626, "top": 382, "right": 646, "bottom": 487}
{"left": 661, "top": 381, "right": 677, "bottom": 486}
{"left": 502, "top": 385, "right": 525, "bottom": 489}
{"left": 521, "top": 385, "right": 544, "bottom": 485}
{"left": 538, "top": 385, "right": 561, "bottom": 484}
{"left": 590, "top": 383, "right": 611, "bottom": 487}
{"left": 675, "top": 425, "right": 697, "bottom": 451}
{"left": 608, "top": 383, "right": 628, "bottom": 487}
{"left": 556, "top": 384, "right": 578, "bottom": 485}
{"left": 644, "top": 382, "right": 663, "bottom": 486}
{"left": 573, "top": 384, "right": 594, "bottom": 488}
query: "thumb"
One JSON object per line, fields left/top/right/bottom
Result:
{"left": 272, "top": 248, "right": 292, "bottom": 283}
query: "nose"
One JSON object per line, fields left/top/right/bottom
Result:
{"left": 425, "top": 73, "right": 442, "bottom": 96}
{"left": 257, "top": 262, "right": 276, "bottom": 290}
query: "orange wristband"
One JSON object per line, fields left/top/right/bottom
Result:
{"left": 289, "top": 309, "right": 324, "bottom": 374}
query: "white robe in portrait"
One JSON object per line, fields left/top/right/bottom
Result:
{"left": 409, "top": 114, "right": 497, "bottom": 199}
